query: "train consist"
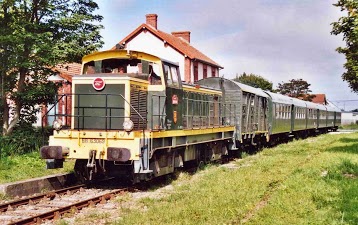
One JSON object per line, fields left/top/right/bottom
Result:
{"left": 40, "top": 49, "right": 341, "bottom": 182}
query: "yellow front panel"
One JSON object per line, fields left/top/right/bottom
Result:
{"left": 49, "top": 130, "right": 145, "bottom": 160}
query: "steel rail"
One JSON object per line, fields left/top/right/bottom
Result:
{"left": 8, "top": 188, "right": 127, "bottom": 225}
{"left": 0, "top": 184, "right": 86, "bottom": 213}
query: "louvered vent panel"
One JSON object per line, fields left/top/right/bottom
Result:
{"left": 130, "top": 84, "right": 147, "bottom": 130}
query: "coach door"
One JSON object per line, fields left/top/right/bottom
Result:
{"left": 163, "top": 63, "right": 183, "bottom": 130}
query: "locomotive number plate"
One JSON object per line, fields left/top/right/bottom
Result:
{"left": 82, "top": 138, "right": 105, "bottom": 144}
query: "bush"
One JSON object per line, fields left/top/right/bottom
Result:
{"left": 0, "top": 124, "right": 53, "bottom": 157}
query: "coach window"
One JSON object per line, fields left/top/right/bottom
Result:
{"left": 275, "top": 104, "right": 279, "bottom": 118}
{"left": 296, "top": 108, "right": 299, "bottom": 119}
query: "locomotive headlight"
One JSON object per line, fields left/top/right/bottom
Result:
{"left": 123, "top": 120, "right": 134, "bottom": 132}
{"left": 53, "top": 119, "right": 63, "bottom": 131}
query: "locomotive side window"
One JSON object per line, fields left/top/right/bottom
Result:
{"left": 163, "top": 63, "right": 180, "bottom": 87}
{"left": 170, "top": 66, "right": 179, "bottom": 86}
{"left": 163, "top": 64, "right": 171, "bottom": 85}
{"left": 147, "top": 63, "right": 161, "bottom": 85}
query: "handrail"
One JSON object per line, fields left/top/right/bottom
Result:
{"left": 42, "top": 93, "right": 147, "bottom": 131}
{"left": 41, "top": 94, "right": 67, "bottom": 127}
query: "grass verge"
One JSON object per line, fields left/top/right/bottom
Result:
{"left": 0, "top": 152, "right": 74, "bottom": 184}
{"left": 340, "top": 123, "right": 358, "bottom": 130}
{"left": 112, "top": 132, "right": 358, "bottom": 225}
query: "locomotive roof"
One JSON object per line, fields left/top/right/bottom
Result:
{"left": 82, "top": 49, "right": 178, "bottom": 66}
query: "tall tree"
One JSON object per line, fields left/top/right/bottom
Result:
{"left": 0, "top": 0, "right": 104, "bottom": 136}
{"left": 276, "top": 79, "right": 316, "bottom": 101}
{"left": 233, "top": 72, "right": 273, "bottom": 91}
{"left": 331, "top": 0, "right": 358, "bottom": 92}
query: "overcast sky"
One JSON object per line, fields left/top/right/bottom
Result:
{"left": 96, "top": 0, "right": 357, "bottom": 110}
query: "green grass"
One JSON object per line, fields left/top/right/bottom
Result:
{"left": 0, "top": 151, "right": 74, "bottom": 184}
{"left": 340, "top": 123, "right": 358, "bottom": 130}
{"left": 112, "top": 132, "right": 358, "bottom": 225}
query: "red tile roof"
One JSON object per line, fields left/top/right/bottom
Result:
{"left": 311, "top": 94, "right": 327, "bottom": 105}
{"left": 54, "top": 63, "right": 81, "bottom": 82}
{"left": 114, "top": 23, "right": 223, "bottom": 68}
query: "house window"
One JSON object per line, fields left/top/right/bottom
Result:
{"left": 194, "top": 62, "right": 198, "bottom": 81}
{"left": 211, "top": 67, "right": 216, "bottom": 77}
{"left": 203, "top": 64, "right": 207, "bottom": 79}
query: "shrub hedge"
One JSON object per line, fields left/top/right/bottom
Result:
{"left": 0, "top": 124, "right": 53, "bottom": 157}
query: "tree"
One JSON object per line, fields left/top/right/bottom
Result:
{"left": 0, "top": 0, "right": 104, "bottom": 136}
{"left": 331, "top": 0, "right": 358, "bottom": 93}
{"left": 233, "top": 72, "right": 273, "bottom": 91}
{"left": 276, "top": 79, "right": 316, "bottom": 101}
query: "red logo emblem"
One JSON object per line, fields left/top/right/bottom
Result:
{"left": 172, "top": 95, "right": 178, "bottom": 105}
{"left": 93, "top": 77, "right": 105, "bottom": 91}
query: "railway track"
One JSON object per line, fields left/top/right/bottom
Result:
{"left": 0, "top": 183, "right": 127, "bottom": 225}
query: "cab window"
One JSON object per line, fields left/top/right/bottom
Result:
{"left": 163, "top": 63, "right": 180, "bottom": 87}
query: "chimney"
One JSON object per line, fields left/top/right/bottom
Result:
{"left": 171, "top": 31, "right": 191, "bottom": 43}
{"left": 146, "top": 14, "right": 158, "bottom": 29}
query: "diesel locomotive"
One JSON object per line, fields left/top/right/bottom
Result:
{"left": 40, "top": 49, "right": 341, "bottom": 182}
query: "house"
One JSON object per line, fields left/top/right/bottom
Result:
{"left": 341, "top": 111, "right": 358, "bottom": 125}
{"left": 311, "top": 94, "right": 327, "bottom": 105}
{"left": 114, "top": 14, "right": 223, "bottom": 83}
{"left": 38, "top": 63, "right": 81, "bottom": 127}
